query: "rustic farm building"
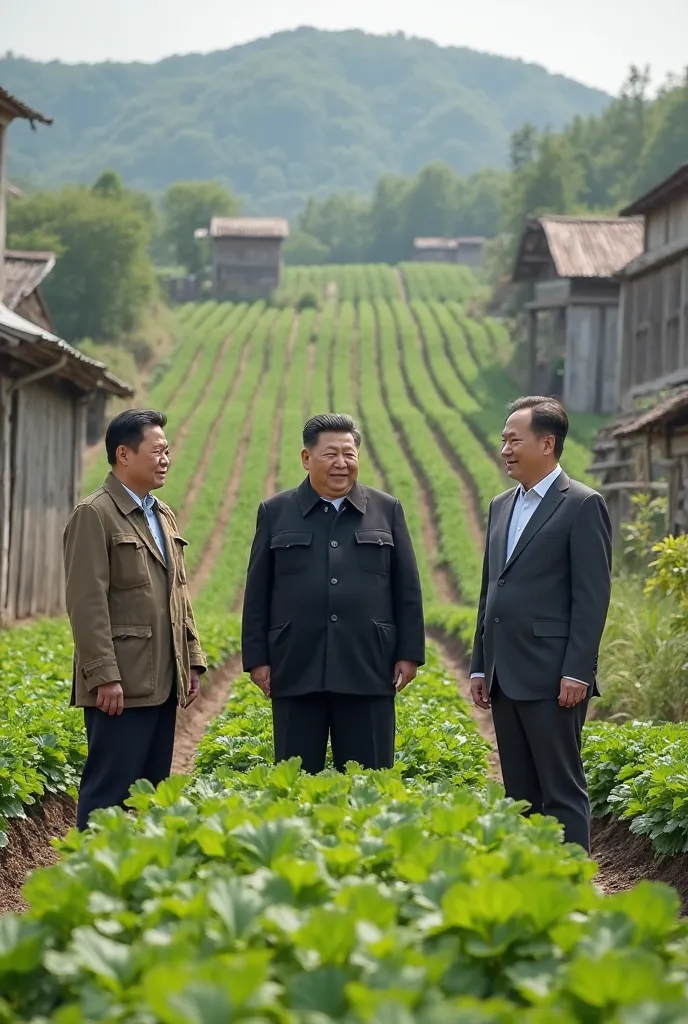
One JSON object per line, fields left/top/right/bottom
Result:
{"left": 0, "top": 86, "right": 133, "bottom": 621}
{"left": 592, "top": 164, "right": 688, "bottom": 537}
{"left": 204, "top": 217, "right": 289, "bottom": 299}
{"left": 413, "top": 237, "right": 486, "bottom": 267}
{"left": 4, "top": 249, "right": 55, "bottom": 331}
{"left": 513, "top": 215, "right": 644, "bottom": 414}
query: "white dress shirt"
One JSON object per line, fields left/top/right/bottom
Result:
{"left": 472, "top": 464, "right": 586, "bottom": 688}
{"left": 122, "top": 484, "right": 167, "bottom": 564}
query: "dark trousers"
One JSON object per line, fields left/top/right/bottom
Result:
{"left": 491, "top": 679, "right": 591, "bottom": 851}
{"left": 76, "top": 687, "right": 178, "bottom": 831}
{"left": 272, "top": 692, "right": 395, "bottom": 774}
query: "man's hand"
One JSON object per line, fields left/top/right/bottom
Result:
{"left": 394, "top": 660, "right": 417, "bottom": 693}
{"left": 96, "top": 681, "right": 124, "bottom": 716}
{"left": 558, "top": 678, "right": 588, "bottom": 708}
{"left": 250, "top": 665, "right": 271, "bottom": 697}
{"left": 470, "top": 676, "right": 491, "bottom": 710}
{"left": 184, "top": 669, "right": 202, "bottom": 709}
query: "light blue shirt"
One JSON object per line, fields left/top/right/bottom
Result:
{"left": 507, "top": 464, "right": 562, "bottom": 562}
{"left": 321, "top": 496, "right": 346, "bottom": 511}
{"left": 122, "top": 485, "right": 167, "bottom": 564}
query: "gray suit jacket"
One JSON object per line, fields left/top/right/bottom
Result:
{"left": 469, "top": 471, "right": 612, "bottom": 701}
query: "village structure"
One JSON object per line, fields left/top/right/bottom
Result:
{"left": 512, "top": 215, "right": 644, "bottom": 414}
{"left": 197, "top": 216, "right": 290, "bottom": 300}
{"left": 0, "top": 87, "right": 132, "bottom": 621}
{"left": 590, "top": 163, "right": 688, "bottom": 537}
{"left": 413, "top": 236, "right": 486, "bottom": 268}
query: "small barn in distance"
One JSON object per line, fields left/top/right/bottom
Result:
{"left": 0, "top": 86, "right": 133, "bottom": 621}
{"left": 592, "top": 164, "right": 688, "bottom": 538}
{"left": 513, "top": 215, "right": 644, "bottom": 414}
{"left": 204, "top": 217, "right": 289, "bottom": 299}
{"left": 413, "top": 236, "right": 486, "bottom": 268}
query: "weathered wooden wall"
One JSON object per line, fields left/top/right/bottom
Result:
{"left": 563, "top": 304, "right": 618, "bottom": 414}
{"left": 618, "top": 253, "right": 688, "bottom": 402}
{"left": 212, "top": 237, "right": 282, "bottom": 298}
{"left": 0, "top": 375, "right": 83, "bottom": 621}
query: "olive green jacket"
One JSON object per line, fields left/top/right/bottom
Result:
{"left": 63, "top": 473, "right": 206, "bottom": 709}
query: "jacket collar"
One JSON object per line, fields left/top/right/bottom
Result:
{"left": 296, "top": 476, "right": 368, "bottom": 516}
{"left": 102, "top": 472, "right": 142, "bottom": 515}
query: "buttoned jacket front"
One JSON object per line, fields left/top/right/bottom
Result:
{"left": 241, "top": 478, "right": 425, "bottom": 697}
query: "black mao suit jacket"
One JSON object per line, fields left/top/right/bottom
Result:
{"left": 241, "top": 478, "right": 425, "bottom": 697}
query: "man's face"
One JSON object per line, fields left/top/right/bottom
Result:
{"left": 501, "top": 408, "right": 555, "bottom": 487}
{"left": 117, "top": 425, "right": 170, "bottom": 492}
{"left": 302, "top": 431, "right": 359, "bottom": 498}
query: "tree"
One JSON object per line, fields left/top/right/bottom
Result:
{"left": 161, "top": 181, "right": 240, "bottom": 273}
{"left": 283, "top": 231, "right": 330, "bottom": 265}
{"left": 7, "top": 179, "right": 156, "bottom": 341}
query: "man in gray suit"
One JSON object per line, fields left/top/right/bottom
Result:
{"left": 470, "top": 396, "right": 612, "bottom": 852}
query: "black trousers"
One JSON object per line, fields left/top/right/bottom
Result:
{"left": 76, "top": 687, "right": 178, "bottom": 831}
{"left": 491, "top": 679, "right": 591, "bottom": 852}
{"left": 272, "top": 692, "right": 395, "bottom": 774}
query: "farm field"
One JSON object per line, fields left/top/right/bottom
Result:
{"left": 4, "top": 265, "right": 688, "bottom": 1019}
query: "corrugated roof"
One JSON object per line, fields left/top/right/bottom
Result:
{"left": 4, "top": 250, "right": 56, "bottom": 311}
{"left": 614, "top": 387, "right": 688, "bottom": 437}
{"left": 209, "top": 217, "right": 289, "bottom": 239}
{"left": 514, "top": 215, "right": 644, "bottom": 281}
{"left": 0, "top": 303, "right": 133, "bottom": 398}
{"left": 0, "top": 87, "right": 52, "bottom": 126}
{"left": 620, "top": 164, "right": 688, "bottom": 217}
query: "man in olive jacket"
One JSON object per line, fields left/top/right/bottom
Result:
{"left": 242, "top": 413, "right": 425, "bottom": 774}
{"left": 63, "top": 409, "right": 206, "bottom": 830}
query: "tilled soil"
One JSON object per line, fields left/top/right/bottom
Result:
{"left": 0, "top": 657, "right": 241, "bottom": 915}
{"left": 591, "top": 815, "right": 688, "bottom": 911}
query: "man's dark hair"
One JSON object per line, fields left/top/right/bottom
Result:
{"left": 507, "top": 396, "right": 569, "bottom": 458}
{"left": 302, "top": 413, "right": 362, "bottom": 449}
{"left": 105, "top": 409, "right": 167, "bottom": 466}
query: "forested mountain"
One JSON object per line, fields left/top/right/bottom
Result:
{"left": 1, "top": 27, "right": 609, "bottom": 217}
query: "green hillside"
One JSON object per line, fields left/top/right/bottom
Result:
{"left": 1, "top": 27, "right": 609, "bottom": 216}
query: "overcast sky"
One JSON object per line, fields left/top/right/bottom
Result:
{"left": 3, "top": 0, "right": 685, "bottom": 96}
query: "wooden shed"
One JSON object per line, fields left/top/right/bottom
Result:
{"left": 592, "top": 164, "right": 688, "bottom": 539}
{"left": 206, "top": 217, "right": 289, "bottom": 299}
{"left": 615, "top": 164, "right": 688, "bottom": 408}
{"left": 0, "top": 85, "right": 133, "bottom": 621}
{"left": 513, "top": 215, "right": 644, "bottom": 414}
{"left": 0, "top": 303, "right": 133, "bottom": 621}
{"left": 413, "top": 236, "right": 486, "bottom": 267}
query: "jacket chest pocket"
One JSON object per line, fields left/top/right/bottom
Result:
{"left": 356, "top": 529, "right": 393, "bottom": 574}
{"left": 271, "top": 531, "right": 313, "bottom": 574}
{"left": 110, "top": 534, "right": 149, "bottom": 590}
{"left": 172, "top": 534, "right": 189, "bottom": 585}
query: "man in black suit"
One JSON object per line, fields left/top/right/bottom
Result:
{"left": 242, "top": 413, "right": 425, "bottom": 774}
{"left": 470, "top": 396, "right": 612, "bottom": 851}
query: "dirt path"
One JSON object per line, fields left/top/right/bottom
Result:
{"left": 264, "top": 316, "right": 300, "bottom": 499}
{"left": 398, "top": 317, "right": 485, "bottom": 553}
{"left": 178, "top": 333, "right": 251, "bottom": 528}
{"left": 303, "top": 312, "right": 320, "bottom": 420}
{"left": 188, "top": 345, "right": 270, "bottom": 600}
{"left": 0, "top": 657, "right": 242, "bottom": 915}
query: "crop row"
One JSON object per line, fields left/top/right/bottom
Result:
{"left": 282, "top": 264, "right": 400, "bottom": 303}
{"left": 194, "top": 308, "right": 296, "bottom": 615}
{"left": 81, "top": 302, "right": 246, "bottom": 495}
{"left": 374, "top": 299, "right": 483, "bottom": 603}
{"left": 0, "top": 615, "right": 239, "bottom": 848}
{"left": 277, "top": 309, "right": 318, "bottom": 493}
{"left": 399, "top": 261, "right": 482, "bottom": 303}
{"left": 3, "top": 651, "right": 688, "bottom": 1021}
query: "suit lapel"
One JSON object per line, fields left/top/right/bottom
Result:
{"left": 495, "top": 489, "right": 519, "bottom": 570}
{"left": 503, "top": 471, "right": 569, "bottom": 571}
